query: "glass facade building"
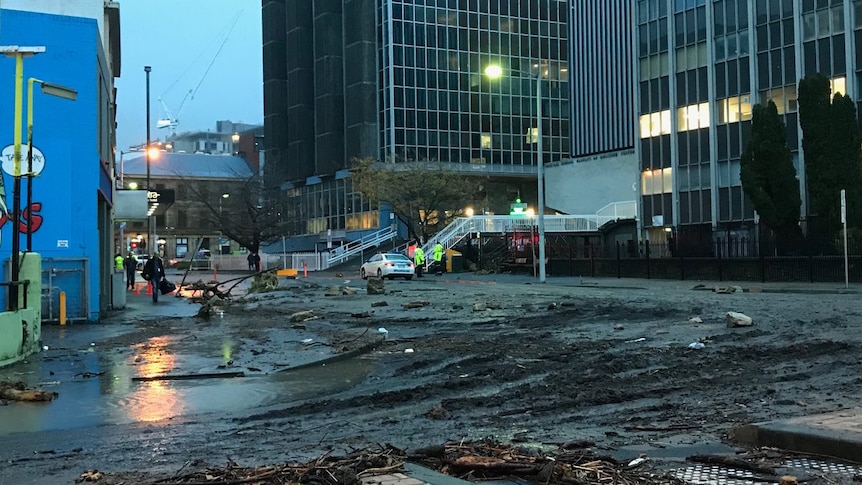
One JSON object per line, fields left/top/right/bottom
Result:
{"left": 633, "top": 0, "right": 858, "bottom": 245}
{"left": 262, "top": 0, "right": 569, "bottom": 244}
{"left": 379, "top": 1, "right": 569, "bottom": 167}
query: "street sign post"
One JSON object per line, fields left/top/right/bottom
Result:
{"left": 841, "top": 189, "right": 848, "bottom": 289}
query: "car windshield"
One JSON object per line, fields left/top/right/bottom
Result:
{"left": 384, "top": 254, "right": 410, "bottom": 262}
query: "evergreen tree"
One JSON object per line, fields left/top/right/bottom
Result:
{"left": 798, "top": 74, "right": 862, "bottom": 233}
{"left": 740, "top": 101, "right": 801, "bottom": 250}
{"left": 827, "top": 94, "right": 862, "bottom": 229}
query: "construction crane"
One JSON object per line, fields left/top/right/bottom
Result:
{"left": 157, "top": 89, "right": 192, "bottom": 135}
{"left": 157, "top": 10, "right": 243, "bottom": 137}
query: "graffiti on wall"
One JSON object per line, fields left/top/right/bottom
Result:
{"left": 0, "top": 202, "right": 43, "bottom": 236}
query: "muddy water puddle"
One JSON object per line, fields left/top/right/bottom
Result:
{"left": 0, "top": 317, "right": 377, "bottom": 435}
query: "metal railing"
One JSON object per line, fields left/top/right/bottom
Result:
{"left": 423, "top": 200, "right": 638, "bottom": 254}
{"left": 326, "top": 226, "right": 398, "bottom": 266}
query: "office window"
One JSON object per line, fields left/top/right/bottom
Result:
{"left": 677, "top": 102, "right": 710, "bottom": 131}
{"left": 639, "top": 110, "right": 672, "bottom": 138}
{"left": 718, "top": 95, "right": 753, "bottom": 123}
{"left": 641, "top": 167, "right": 674, "bottom": 195}
{"left": 832, "top": 76, "right": 847, "bottom": 95}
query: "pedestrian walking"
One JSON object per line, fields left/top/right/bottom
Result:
{"left": 413, "top": 243, "right": 425, "bottom": 278}
{"left": 142, "top": 254, "right": 166, "bottom": 302}
{"left": 247, "top": 252, "right": 256, "bottom": 272}
{"left": 124, "top": 253, "right": 137, "bottom": 290}
{"left": 253, "top": 252, "right": 261, "bottom": 272}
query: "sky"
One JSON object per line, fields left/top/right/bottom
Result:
{"left": 115, "top": 1, "right": 263, "bottom": 151}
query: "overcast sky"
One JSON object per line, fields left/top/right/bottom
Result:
{"left": 114, "top": 1, "right": 263, "bottom": 150}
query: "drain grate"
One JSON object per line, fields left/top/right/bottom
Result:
{"left": 671, "top": 464, "right": 760, "bottom": 485}
{"left": 672, "top": 458, "right": 862, "bottom": 485}
{"left": 781, "top": 458, "right": 862, "bottom": 477}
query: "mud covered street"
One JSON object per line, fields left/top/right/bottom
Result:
{"left": 0, "top": 274, "right": 861, "bottom": 483}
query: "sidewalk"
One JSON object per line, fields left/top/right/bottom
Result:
{"left": 732, "top": 409, "right": 862, "bottom": 462}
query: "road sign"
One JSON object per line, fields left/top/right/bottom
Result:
{"left": 840, "top": 189, "right": 846, "bottom": 224}
{"left": 1, "top": 144, "right": 46, "bottom": 176}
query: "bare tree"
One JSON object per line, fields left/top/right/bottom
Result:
{"left": 176, "top": 173, "right": 287, "bottom": 254}
{"left": 350, "top": 157, "right": 480, "bottom": 242}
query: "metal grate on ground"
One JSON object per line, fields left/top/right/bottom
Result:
{"left": 672, "top": 458, "right": 862, "bottom": 485}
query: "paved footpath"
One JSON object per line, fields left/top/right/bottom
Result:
{"left": 733, "top": 409, "right": 862, "bottom": 463}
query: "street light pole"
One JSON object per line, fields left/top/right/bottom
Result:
{"left": 145, "top": 66, "right": 152, "bottom": 254}
{"left": 27, "top": 78, "right": 77, "bottom": 252}
{"left": 484, "top": 63, "right": 546, "bottom": 283}
{"left": 2, "top": 45, "right": 45, "bottom": 310}
{"left": 535, "top": 67, "right": 546, "bottom": 283}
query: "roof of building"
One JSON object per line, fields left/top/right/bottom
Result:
{"left": 122, "top": 152, "right": 254, "bottom": 179}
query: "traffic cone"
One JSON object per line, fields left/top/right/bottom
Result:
{"left": 134, "top": 283, "right": 141, "bottom": 295}
{"left": 146, "top": 282, "right": 152, "bottom": 295}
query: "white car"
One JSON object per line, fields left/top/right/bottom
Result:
{"left": 360, "top": 253, "right": 415, "bottom": 280}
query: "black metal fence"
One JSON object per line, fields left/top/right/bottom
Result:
{"left": 550, "top": 238, "right": 862, "bottom": 283}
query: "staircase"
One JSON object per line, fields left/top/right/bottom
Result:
{"left": 422, "top": 200, "right": 637, "bottom": 254}
{"left": 326, "top": 226, "right": 398, "bottom": 266}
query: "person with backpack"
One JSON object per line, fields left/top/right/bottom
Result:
{"left": 142, "top": 254, "right": 166, "bottom": 302}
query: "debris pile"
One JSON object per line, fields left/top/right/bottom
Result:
{"left": 410, "top": 439, "right": 684, "bottom": 485}
{"left": 80, "top": 446, "right": 405, "bottom": 484}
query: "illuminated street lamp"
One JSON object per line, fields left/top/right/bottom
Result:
{"left": 485, "top": 63, "right": 547, "bottom": 283}
{"left": 27, "top": 77, "right": 77, "bottom": 251}
{"left": 219, "top": 193, "right": 230, "bottom": 216}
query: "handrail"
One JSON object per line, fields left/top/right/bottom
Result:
{"left": 326, "top": 226, "right": 398, "bottom": 265}
{"left": 423, "top": 201, "right": 638, "bottom": 253}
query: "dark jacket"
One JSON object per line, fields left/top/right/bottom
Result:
{"left": 142, "top": 257, "right": 165, "bottom": 281}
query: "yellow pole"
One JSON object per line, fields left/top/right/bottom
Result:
{"left": 27, "top": 78, "right": 35, "bottom": 148}
{"left": 13, "top": 53, "right": 23, "bottom": 177}
{"left": 59, "top": 291, "right": 67, "bottom": 325}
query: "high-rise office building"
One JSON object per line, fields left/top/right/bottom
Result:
{"left": 632, "top": 0, "right": 855, "bottom": 246}
{"left": 262, "top": 0, "right": 569, "bottom": 249}
{"left": 545, "top": 0, "right": 637, "bottom": 216}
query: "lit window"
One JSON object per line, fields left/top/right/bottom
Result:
{"left": 639, "top": 110, "right": 672, "bottom": 138}
{"left": 762, "top": 86, "right": 798, "bottom": 114}
{"left": 525, "top": 127, "right": 539, "bottom": 144}
{"left": 676, "top": 103, "right": 710, "bottom": 131}
{"left": 641, "top": 168, "right": 674, "bottom": 195}
{"left": 831, "top": 76, "right": 846, "bottom": 96}
{"left": 718, "top": 95, "right": 753, "bottom": 124}
{"left": 640, "top": 114, "right": 651, "bottom": 138}
{"left": 481, "top": 133, "right": 492, "bottom": 149}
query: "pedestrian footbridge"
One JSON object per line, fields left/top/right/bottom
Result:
{"left": 325, "top": 201, "right": 636, "bottom": 268}
{"left": 420, "top": 201, "right": 636, "bottom": 255}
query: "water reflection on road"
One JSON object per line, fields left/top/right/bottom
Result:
{"left": 0, "top": 334, "right": 376, "bottom": 435}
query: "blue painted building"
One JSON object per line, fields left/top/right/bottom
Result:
{"left": 0, "top": 4, "right": 121, "bottom": 321}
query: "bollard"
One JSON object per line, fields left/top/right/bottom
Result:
{"left": 213, "top": 263, "right": 218, "bottom": 281}
{"left": 303, "top": 261, "right": 308, "bottom": 278}
{"left": 59, "top": 291, "right": 67, "bottom": 325}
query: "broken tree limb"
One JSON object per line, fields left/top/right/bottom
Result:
{"left": 132, "top": 371, "right": 245, "bottom": 382}
{"left": 624, "top": 424, "right": 700, "bottom": 432}
{"left": 0, "top": 382, "right": 57, "bottom": 402}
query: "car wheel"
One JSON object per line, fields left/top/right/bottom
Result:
{"left": 405, "top": 276, "right": 413, "bottom": 281}
{"left": 360, "top": 268, "right": 367, "bottom": 279}
{"left": 377, "top": 269, "right": 383, "bottom": 278}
